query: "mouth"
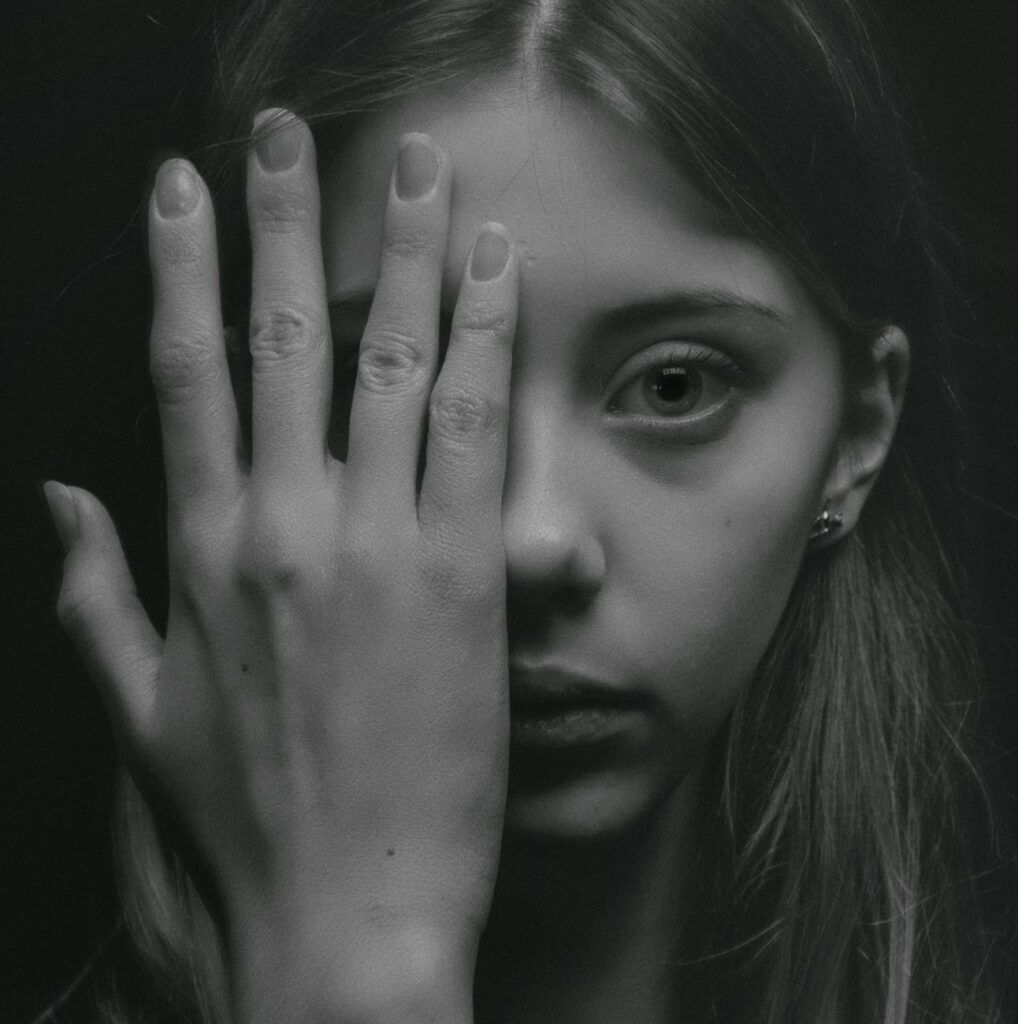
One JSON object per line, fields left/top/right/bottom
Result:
{"left": 508, "top": 665, "right": 647, "bottom": 749}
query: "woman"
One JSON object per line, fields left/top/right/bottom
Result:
{"left": 38, "top": 0, "right": 1013, "bottom": 1020}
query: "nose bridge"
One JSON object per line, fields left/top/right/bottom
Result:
{"left": 503, "top": 387, "right": 573, "bottom": 522}
{"left": 501, "top": 387, "right": 561, "bottom": 507}
{"left": 503, "top": 390, "right": 605, "bottom": 594}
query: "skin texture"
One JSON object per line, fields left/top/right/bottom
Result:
{"left": 44, "top": 70, "right": 908, "bottom": 1024}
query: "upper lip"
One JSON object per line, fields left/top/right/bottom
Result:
{"left": 508, "top": 664, "right": 643, "bottom": 708}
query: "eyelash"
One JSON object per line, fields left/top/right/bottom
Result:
{"left": 604, "top": 342, "right": 746, "bottom": 436}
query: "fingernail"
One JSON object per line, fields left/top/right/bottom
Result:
{"left": 470, "top": 225, "right": 510, "bottom": 281}
{"left": 395, "top": 135, "right": 438, "bottom": 201}
{"left": 43, "top": 480, "right": 78, "bottom": 554}
{"left": 254, "top": 109, "right": 301, "bottom": 172}
{"left": 155, "top": 160, "right": 198, "bottom": 218}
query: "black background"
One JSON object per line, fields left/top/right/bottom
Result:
{"left": 3, "top": 1, "right": 1018, "bottom": 1020}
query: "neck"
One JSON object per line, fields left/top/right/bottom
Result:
{"left": 475, "top": 769, "right": 704, "bottom": 1024}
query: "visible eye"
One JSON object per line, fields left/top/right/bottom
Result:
{"left": 606, "top": 343, "right": 741, "bottom": 425}
{"left": 621, "top": 363, "right": 709, "bottom": 417}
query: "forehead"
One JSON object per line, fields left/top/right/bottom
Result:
{"left": 319, "top": 72, "right": 811, "bottom": 319}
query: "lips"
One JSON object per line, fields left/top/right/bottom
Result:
{"left": 509, "top": 664, "right": 640, "bottom": 705}
{"left": 508, "top": 665, "right": 647, "bottom": 749}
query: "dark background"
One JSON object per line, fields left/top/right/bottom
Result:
{"left": 3, "top": 0, "right": 1017, "bottom": 1020}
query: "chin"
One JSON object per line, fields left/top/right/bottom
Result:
{"left": 503, "top": 760, "right": 685, "bottom": 843}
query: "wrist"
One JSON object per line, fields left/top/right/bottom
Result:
{"left": 229, "top": 910, "right": 477, "bottom": 1024}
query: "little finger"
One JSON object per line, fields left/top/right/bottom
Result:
{"left": 417, "top": 224, "right": 517, "bottom": 543}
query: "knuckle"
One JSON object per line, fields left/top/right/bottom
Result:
{"left": 357, "top": 328, "right": 429, "bottom": 394}
{"left": 429, "top": 385, "right": 502, "bottom": 442}
{"left": 382, "top": 223, "right": 441, "bottom": 261}
{"left": 249, "top": 188, "right": 314, "bottom": 234}
{"left": 237, "top": 553, "right": 305, "bottom": 597}
{"left": 454, "top": 298, "right": 513, "bottom": 340}
{"left": 151, "top": 225, "right": 205, "bottom": 270}
{"left": 236, "top": 509, "right": 317, "bottom": 596}
{"left": 149, "top": 329, "right": 223, "bottom": 402}
{"left": 248, "top": 305, "right": 326, "bottom": 365}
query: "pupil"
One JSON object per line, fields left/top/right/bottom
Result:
{"left": 652, "top": 367, "right": 689, "bottom": 403}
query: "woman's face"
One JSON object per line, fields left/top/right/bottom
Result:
{"left": 320, "top": 75, "right": 847, "bottom": 839}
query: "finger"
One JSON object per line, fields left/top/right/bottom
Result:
{"left": 149, "top": 159, "right": 242, "bottom": 511}
{"left": 345, "top": 134, "right": 451, "bottom": 516}
{"left": 45, "top": 482, "right": 162, "bottom": 757}
{"left": 417, "top": 224, "right": 517, "bottom": 544}
{"left": 247, "top": 109, "right": 332, "bottom": 483}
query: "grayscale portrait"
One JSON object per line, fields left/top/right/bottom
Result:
{"left": 5, "top": 1, "right": 1018, "bottom": 1021}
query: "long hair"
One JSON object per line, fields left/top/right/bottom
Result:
{"left": 96, "top": 1, "right": 1008, "bottom": 1021}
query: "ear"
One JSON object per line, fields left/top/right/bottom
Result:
{"left": 816, "top": 325, "right": 910, "bottom": 546}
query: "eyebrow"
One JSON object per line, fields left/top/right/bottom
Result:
{"left": 328, "top": 287, "right": 790, "bottom": 329}
{"left": 599, "top": 289, "right": 790, "bottom": 331}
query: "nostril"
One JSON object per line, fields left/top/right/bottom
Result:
{"left": 506, "top": 571, "right": 600, "bottom": 651}
{"left": 505, "top": 532, "right": 605, "bottom": 609}
{"left": 506, "top": 591, "right": 552, "bottom": 646}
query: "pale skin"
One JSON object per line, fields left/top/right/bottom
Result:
{"left": 45, "top": 72, "right": 909, "bottom": 1024}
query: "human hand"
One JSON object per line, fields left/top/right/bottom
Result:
{"left": 44, "top": 110, "right": 518, "bottom": 1023}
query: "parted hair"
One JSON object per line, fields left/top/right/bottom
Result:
{"left": 85, "top": 1, "right": 1008, "bottom": 1021}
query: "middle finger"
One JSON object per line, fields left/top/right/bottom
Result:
{"left": 247, "top": 109, "right": 332, "bottom": 484}
{"left": 344, "top": 134, "right": 452, "bottom": 518}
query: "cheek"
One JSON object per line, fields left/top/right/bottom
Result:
{"left": 616, "top": 405, "right": 837, "bottom": 752}
{"left": 622, "top": 520, "right": 801, "bottom": 755}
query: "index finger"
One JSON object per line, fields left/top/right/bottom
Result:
{"left": 148, "top": 159, "right": 242, "bottom": 512}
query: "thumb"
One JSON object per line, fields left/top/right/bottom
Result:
{"left": 44, "top": 481, "right": 163, "bottom": 755}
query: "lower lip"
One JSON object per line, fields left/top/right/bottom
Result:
{"left": 509, "top": 703, "right": 641, "bottom": 749}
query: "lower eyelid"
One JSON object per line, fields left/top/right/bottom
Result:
{"left": 608, "top": 397, "right": 741, "bottom": 443}
{"left": 603, "top": 364, "right": 743, "bottom": 441}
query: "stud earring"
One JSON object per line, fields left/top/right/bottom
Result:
{"left": 808, "top": 506, "right": 843, "bottom": 542}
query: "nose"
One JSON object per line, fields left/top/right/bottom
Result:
{"left": 502, "top": 406, "right": 606, "bottom": 610}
